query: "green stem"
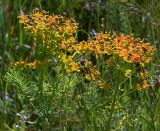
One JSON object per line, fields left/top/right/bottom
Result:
{"left": 129, "top": 76, "right": 132, "bottom": 89}
{"left": 107, "top": 85, "right": 119, "bottom": 130}
{"left": 39, "top": 67, "right": 44, "bottom": 94}
{"left": 42, "top": 119, "right": 48, "bottom": 131}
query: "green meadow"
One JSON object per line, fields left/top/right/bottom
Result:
{"left": 0, "top": 0, "right": 160, "bottom": 130}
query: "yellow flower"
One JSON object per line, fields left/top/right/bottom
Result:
{"left": 11, "top": 60, "right": 41, "bottom": 69}
{"left": 137, "top": 71, "right": 148, "bottom": 79}
{"left": 137, "top": 80, "right": 149, "bottom": 89}
{"left": 26, "top": 60, "right": 41, "bottom": 69}
{"left": 97, "top": 80, "right": 110, "bottom": 89}
{"left": 69, "top": 62, "right": 80, "bottom": 73}
{"left": 13, "top": 60, "right": 26, "bottom": 67}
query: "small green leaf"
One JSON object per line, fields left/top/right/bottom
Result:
{"left": 125, "top": 69, "right": 132, "bottom": 77}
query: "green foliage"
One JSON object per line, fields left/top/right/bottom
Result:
{"left": 0, "top": 0, "right": 160, "bottom": 130}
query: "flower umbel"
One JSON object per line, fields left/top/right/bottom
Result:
{"left": 15, "top": 9, "right": 155, "bottom": 90}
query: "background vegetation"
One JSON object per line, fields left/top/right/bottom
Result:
{"left": 0, "top": 0, "right": 160, "bottom": 130}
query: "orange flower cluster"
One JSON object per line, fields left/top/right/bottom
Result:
{"left": 60, "top": 54, "right": 100, "bottom": 81}
{"left": 18, "top": 9, "right": 78, "bottom": 35}
{"left": 15, "top": 9, "right": 155, "bottom": 89}
{"left": 72, "top": 33, "right": 154, "bottom": 64}
{"left": 136, "top": 80, "right": 149, "bottom": 89}
{"left": 18, "top": 9, "right": 78, "bottom": 55}
{"left": 137, "top": 70, "right": 148, "bottom": 79}
{"left": 113, "top": 34, "right": 154, "bottom": 64}
{"left": 136, "top": 70, "right": 149, "bottom": 89}
{"left": 12, "top": 60, "right": 41, "bottom": 69}
{"left": 73, "top": 33, "right": 113, "bottom": 56}
{"left": 17, "top": 9, "right": 78, "bottom": 70}
{"left": 60, "top": 54, "right": 80, "bottom": 73}
{"left": 63, "top": 33, "right": 154, "bottom": 89}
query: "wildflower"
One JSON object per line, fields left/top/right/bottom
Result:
{"left": 97, "top": 80, "right": 110, "bottom": 89}
{"left": 137, "top": 70, "right": 148, "bottom": 79}
{"left": 119, "top": 49, "right": 129, "bottom": 61}
{"left": 114, "top": 34, "right": 126, "bottom": 42}
{"left": 26, "top": 60, "right": 41, "bottom": 69}
{"left": 137, "top": 80, "right": 149, "bottom": 89}
{"left": 48, "top": 16, "right": 56, "bottom": 23}
{"left": 16, "top": 112, "right": 30, "bottom": 120}
{"left": 91, "top": 29, "right": 97, "bottom": 36}
{"left": 69, "top": 62, "right": 80, "bottom": 73}
{"left": 74, "top": 41, "right": 88, "bottom": 54}
{"left": 113, "top": 34, "right": 154, "bottom": 64}
{"left": 132, "top": 53, "right": 141, "bottom": 63}
{"left": 4, "top": 92, "right": 13, "bottom": 102}
{"left": 18, "top": 9, "right": 78, "bottom": 56}
{"left": 12, "top": 60, "right": 26, "bottom": 67}
{"left": 18, "top": 15, "right": 29, "bottom": 23}
{"left": 17, "top": 9, "right": 155, "bottom": 90}
{"left": 12, "top": 60, "right": 41, "bottom": 69}
{"left": 60, "top": 54, "right": 80, "bottom": 73}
